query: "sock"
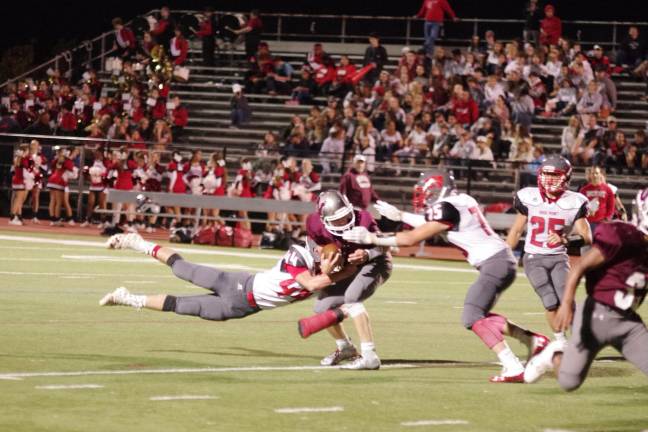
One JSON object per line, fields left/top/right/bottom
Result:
{"left": 162, "top": 295, "right": 177, "bottom": 312}
{"left": 134, "top": 238, "right": 158, "bottom": 257}
{"left": 553, "top": 331, "right": 567, "bottom": 343}
{"left": 361, "top": 342, "right": 375, "bottom": 356}
{"left": 124, "top": 292, "right": 147, "bottom": 309}
{"left": 298, "top": 309, "right": 345, "bottom": 338}
{"left": 497, "top": 346, "right": 523, "bottom": 373}
{"left": 335, "top": 339, "right": 352, "bottom": 350}
{"left": 506, "top": 322, "right": 533, "bottom": 347}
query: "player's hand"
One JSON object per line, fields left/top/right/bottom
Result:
{"left": 375, "top": 200, "right": 402, "bottom": 221}
{"left": 347, "top": 249, "right": 369, "bottom": 265}
{"left": 547, "top": 231, "right": 565, "bottom": 247}
{"left": 342, "top": 226, "right": 376, "bottom": 244}
{"left": 320, "top": 252, "right": 341, "bottom": 275}
{"left": 553, "top": 303, "right": 573, "bottom": 332}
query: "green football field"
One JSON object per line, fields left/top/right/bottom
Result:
{"left": 0, "top": 231, "right": 647, "bottom": 432}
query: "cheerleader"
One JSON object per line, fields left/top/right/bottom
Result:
{"left": 9, "top": 143, "right": 32, "bottom": 226}
{"left": 111, "top": 146, "right": 138, "bottom": 231}
{"left": 27, "top": 140, "right": 47, "bottom": 223}
{"left": 46, "top": 146, "right": 78, "bottom": 226}
{"left": 228, "top": 157, "right": 254, "bottom": 230}
{"left": 201, "top": 151, "right": 227, "bottom": 226}
{"left": 166, "top": 151, "right": 189, "bottom": 227}
{"left": 61, "top": 146, "right": 80, "bottom": 225}
{"left": 82, "top": 149, "right": 108, "bottom": 228}
{"left": 143, "top": 151, "right": 165, "bottom": 232}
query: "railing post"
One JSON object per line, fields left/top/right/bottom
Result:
{"left": 100, "top": 33, "right": 106, "bottom": 72}
{"left": 405, "top": 18, "right": 411, "bottom": 46}
{"left": 612, "top": 22, "right": 618, "bottom": 55}
{"left": 473, "top": 19, "right": 479, "bottom": 37}
{"left": 277, "top": 16, "right": 282, "bottom": 42}
{"left": 341, "top": 16, "right": 346, "bottom": 44}
{"left": 55, "top": 56, "right": 60, "bottom": 72}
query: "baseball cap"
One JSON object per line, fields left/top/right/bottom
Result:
{"left": 593, "top": 44, "right": 603, "bottom": 50}
{"left": 607, "top": 116, "right": 617, "bottom": 123}
{"left": 353, "top": 154, "right": 367, "bottom": 162}
{"left": 232, "top": 83, "right": 242, "bottom": 93}
{"left": 476, "top": 135, "right": 488, "bottom": 143}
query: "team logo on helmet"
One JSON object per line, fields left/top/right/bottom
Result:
{"left": 413, "top": 170, "right": 456, "bottom": 213}
{"left": 317, "top": 190, "right": 356, "bottom": 236}
{"left": 537, "top": 155, "right": 571, "bottom": 200}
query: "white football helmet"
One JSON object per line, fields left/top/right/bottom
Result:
{"left": 317, "top": 190, "right": 355, "bottom": 236}
{"left": 632, "top": 188, "right": 648, "bottom": 235}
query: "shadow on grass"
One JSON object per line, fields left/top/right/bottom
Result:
{"left": 150, "top": 346, "right": 321, "bottom": 361}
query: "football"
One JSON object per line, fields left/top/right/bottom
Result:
{"left": 320, "top": 243, "right": 340, "bottom": 259}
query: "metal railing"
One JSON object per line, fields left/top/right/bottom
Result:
{"left": 3, "top": 9, "right": 648, "bottom": 91}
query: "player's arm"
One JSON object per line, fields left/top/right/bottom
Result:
{"left": 506, "top": 213, "right": 528, "bottom": 250}
{"left": 570, "top": 217, "right": 592, "bottom": 246}
{"left": 374, "top": 200, "right": 426, "bottom": 227}
{"left": 295, "top": 253, "right": 357, "bottom": 292}
{"left": 553, "top": 246, "right": 606, "bottom": 331}
{"left": 343, "top": 220, "right": 449, "bottom": 247}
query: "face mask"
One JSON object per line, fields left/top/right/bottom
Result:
{"left": 173, "top": 153, "right": 182, "bottom": 163}
{"left": 217, "top": 159, "right": 226, "bottom": 167}
{"left": 242, "top": 162, "right": 252, "bottom": 171}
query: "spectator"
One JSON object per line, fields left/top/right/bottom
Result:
{"left": 266, "top": 57, "right": 294, "bottom": 96}
{"left": 510, "top": 87, "right": 535, "bottom": 128}
{"left": 195, "top": 7, "right": 217, "bottom": 67}
{"left": 227, "top": 9, "right": 263, "bottom": 59}
{"left": 589, "top": 45, "right": 611, "bottom": 74}
{"left": 319, "top": 127, "right": 345, "bottom": 174}
{"left": 289, "top": 68, "right": 317, "bottom": 105}
{"left": 168, "top": 95, "right": 188, "bottom": 140}
{"left": 257, "top": 131, "right": 280, "bottom": 157}
{"left": 539, "top": 4, "right": 561, "bottom": 46}
{"left": 293, "top": 159, "right": 321, "bottom": 203}
{"left": 169, "top": 27, "right": 189, "bottom": 66}
{"left": 306, "top": 43, "right": 328, "bottom": 72}
{"left": 523, "top": 0, "right": 542, "bottom": 46}
{"left": 576, "top": 80, "right": 603, "bottom": 123}
{"left": 543, "top": 78, "right": 577, "bottom": 117}
{"left": 415, "top": 0, "right": 458, "bottom": 58}
{"left": 112, "top": 17, "right": 136, "bottom": 59}
{"left": 0, "top": 106, "right": 21, "bottom": 133}
{"left": 631, "top": 129, "right": 648, "bottom": 173}
{"left": 449, "top": 129, "right": 476, "bottom": 160}
{"left": 339, "top": 154, "right": 379, "bottom": 210}
{"left": 151, "top": 6, "right": 175, "bottom": 48}
{"left": 617, "top": 26, "right": 646, "bottom": 69}
{"left": 230, "top": 84, "right": 251, "bottom": 128}
{"left": 594, "top": 65, "right": 617, "bottom": 113}
{"left": 449, "top": 86, "right": 479, "bottom": 127}
{"left": 606, "top": 129, "right": 628, "bottom": 174}
{"left": 363, "top": 33, "right": 388, "bottom": 84}
{"left": 579, "top": 166, "right": 615, "bottom": 232}
{"left": 573, "top": 114, "right": 603, "bottom": 165}
{"left": 560, "top": 115, "right": 581, "bottom": 160}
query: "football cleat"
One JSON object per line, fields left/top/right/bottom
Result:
{"left": 106, "top": 233, "right": 145, "bottom": 251}
{"left": 99, "top": 287, "right": 146, "bottom": 309}
{"left": 9, "top": 217, "right": 23, "bottom": 226}
{"left": 339, "top": 351, "right": 381, "bottom": 370}
{"left": 490, "top": 367, "right": 525, "bottom": 383}
{"left": 524, "top": 340, "right": 566, "bottom": 384}
{"left": 320, "top": 345, "right": 359, "bottom": 366}
{"left": 527, "top": 333, "right": 551, "bottom": 360}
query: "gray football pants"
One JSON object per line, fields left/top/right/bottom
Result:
{"left": 462, "top": 248, "right": 517, "bottom": 329}
{"left": 170, "top": 259, "right": 259, "bottom": 321}
{"left": 559, "top": 297, "right": 648, "bottom": 392}
{"left": 313, "top": 256, "right": 392, "bottom": 313}
{"left": 523, "top": 253, "right": 570, "bottom": 310}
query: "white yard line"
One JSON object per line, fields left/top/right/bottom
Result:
{"left": 36, "top": 384, "right": 104, "bottom": 390}
{"left": 0, "top": 271, "right": 173, "bottom": 278}
{"left": 0, "top": 363, "right": 416, "bottom": 380}
{"left": 401, "top": 419, "right": 469, "bottom": 427}
{"left": 275, "top": 406, "right": 344, "bottom": 414}
{"left": 385, "top": 301, "right": 418, "bottom": 305}
{"left": 150, "top": 395, "right": 218, "bottom": 401}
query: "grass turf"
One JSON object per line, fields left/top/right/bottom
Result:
{"left": 0, "top": 231, "right": 647, "bottom": 432}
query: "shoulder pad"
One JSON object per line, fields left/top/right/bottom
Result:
{"left": 443, "top": 193, "right": 476, "bottom": 209}
{"left": 557, "top": 191, "right": 589, "bottom": 210}
{"left": 517, "top": 187, "right": 542, "bottom": 207}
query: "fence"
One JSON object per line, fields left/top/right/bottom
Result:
{"left": 2, "top": 9, "right": 647, "bottom": 91}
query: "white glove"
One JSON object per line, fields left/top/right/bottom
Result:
{"left": 342, "top": 226, "right": 377, "bottom": 245}
{"left": 375, "top": 200, "right": 402, "bottom": 222}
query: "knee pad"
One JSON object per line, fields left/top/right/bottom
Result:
{"left": 558, "top": 371, "right": 583, "bottom": 392}
{"left": 343, "top": 302, "right": 367, "bottom": 318}
{"left": 471, "top": 313, "right": 506, "bottom": 349}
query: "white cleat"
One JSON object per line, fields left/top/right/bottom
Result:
{"left": 320, "top": 345, "right": 359, "bottom": 366}
{"left": 105, "top": 233, "right": 144, "bottom": 251}
{"left": 9, "top": 217, "right": 23, "bottom": 226}
{"left": 524, "top": 340, "right": 566, "bottom": 383}
{"left": 340, "top": 351, "right": 381, "bottom": 370}
{"left": 99, "top": 287, "right": 145, "bottom": 309}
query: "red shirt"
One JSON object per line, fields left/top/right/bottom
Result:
{"left": 540, "top": 16, "right": 562, "bottom": 46}
{"left": 114, "top": 159, "right": 138, "bottom": 190}
{"left": 167, "top": 161, "right": 189, "bottom": 193}
{"left": 339, "top": 168, "right": 380, "bottom": 210}
{"left": 451, "top": 97, "right": 479, "bottom": 125}
{"left": 336, "top": 64, "right": 357, "bottom": 84}
{"left": 416, "top": 0, "right": 456, "bottom": 22}
{"left": 172, "top": 105, "right": 189, "bottom": 127}
{"left": 48, "top": 158, "right": 76, "bottom": 188}
{"left": 170, "top": 37, "right": 189, "bottom": 65}
{"left": 579, "top": 183, "right": 615, "bottom": 223}
{"left": 12, "top": 157, "right": 30, "bottom": 187}
{"left": 116, "top": 28, "right": 136, "bottom": 49}
{"left": 234, "top": 169, "right": 254, "bottom": 197}
{"left": 196, "top": 19, "right": 213, "bottom": 37}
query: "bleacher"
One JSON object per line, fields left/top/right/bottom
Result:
{"left": 95, "top": 38, "right": 648, "bottom": 210}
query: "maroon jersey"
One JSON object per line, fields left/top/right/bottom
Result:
{"left": 339, "top": 168, "right": 379, "bottom": 210}
{"left": 587, "top": 222, "right": 648, "bottom": 311}
{"left": 306, "top": 209, "right": 379, "bottom": 257}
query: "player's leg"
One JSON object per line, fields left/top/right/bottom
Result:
{"left": 614, "top": 316, "right": 648, "bottom": 376}
{"left": 524, "top": 254, "right": 567, "bottom": 343}
{"left": 547, "top": 255, "right": 571, "bottom": 343}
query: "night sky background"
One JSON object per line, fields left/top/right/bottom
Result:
{"left": 0, "top": 0, "right": 643, "bottom": 65}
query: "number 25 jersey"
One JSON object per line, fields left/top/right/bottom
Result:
{"left": 425, "top": 193, "right": 508, "bottom": 267}
{"left": 514, "top": 187, "right": 589, "bottom": 255}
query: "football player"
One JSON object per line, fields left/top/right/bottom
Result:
{"left": 342, "top": 170, "right": 548, "bottom": 382}
{"left": 525, "top": 188, "right": 648, "bottom": 389}
{"left": 100, "top": 233, "right": 357, "bottom": 322}
{"left": 298, "top": 190, "right": 392, "bottom": 370}
{"left": 507, "top": 155, "right": 592, "bottom": 344}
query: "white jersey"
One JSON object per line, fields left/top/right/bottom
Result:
{"left": 515, "top": 187, "right": 589, "bottom": 255}
{"left": 425, "top": 193, "right": 508, "bottom": 266}
{"left": 252, "top": 245, "right": 315, "bottom": 309}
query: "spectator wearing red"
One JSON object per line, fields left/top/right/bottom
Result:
{"left": 227, "top": 9, "right": 263, "bottom": 59}
{"left": 314, "top": 55, "right": 337, "bottom": 95}
{"left": 589, "top": 45, "right": 611, "bottom": 74}
{"left": 416, "top": 0, "right": 458, "bottom": 58}
{"left": 306, "top": 43, "right": 327, "bottom": 72}
{"left": 168, "top": 95, "right": 189, "bottom": 140}
{"left": 112, "top": 17, "right": 136, "bottom": 59}
{"left": 579, "top": 166, "right": 615, "bottom": 231}
{"left": 57, "top": 105, "right": 78, "bottom": 134}
{"left": 339, "top": 154, "right": 379, "bottom": 210}
{"left": 195, "top": 7, "right": 216, "bottom": 67}
{"left": 540, "top": 4, "right": 561, "bottom": 46}
{"left": 169, "top": 27, "right": 189, "bottom": 66}
{"left": 450, "top": 88, "right": 479, "bottom": 126}
{"left": 151, "top": 6, "right": 175, "bottom": 48}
